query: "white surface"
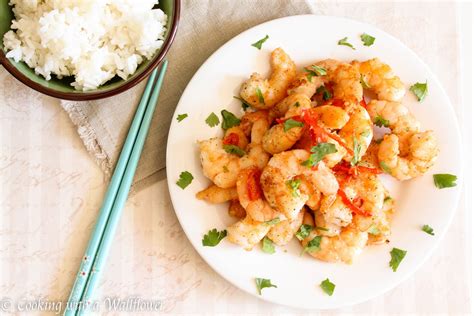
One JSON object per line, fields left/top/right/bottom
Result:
{"left": 166, "top": 15, "right": 463, "bottom": 310}
{"left": 0, "top": 2, "right": 472, "bottom": 315}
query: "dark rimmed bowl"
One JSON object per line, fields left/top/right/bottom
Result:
{"left": 0, "top": 0, "right": 179, "bottom": 101}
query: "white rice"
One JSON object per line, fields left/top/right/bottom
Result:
{"left": 3, "top": 0, "right": 167, "bottom": 91}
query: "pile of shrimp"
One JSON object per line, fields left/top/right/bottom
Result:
{"left": 196, "top": 48, "right": 438, "bottom": 264}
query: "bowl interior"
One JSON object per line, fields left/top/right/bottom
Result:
{"left": 0, "top": 0, "right": 175, "bottom": 94}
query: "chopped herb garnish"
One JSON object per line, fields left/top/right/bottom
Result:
{"left": 233, "top": 96, "right": 252, "bottom": 110}
{"left": 223, "top": 144, "right": 246, "bottom": 157}
{"left": 368, "top": 225, "right": 380, "bottom": 235}
{"left": 202, "top": 229, "right": 227, "bottom": 246}
{"left": 176, "top": 113, "right": 188, "bottom": 122}
{"left": 302, "top": 236, "right": 322, "bottom": 254}
{"left": 251, "top": 35, "right": 269, "bottom": 50}
{"left": 316, "top": 86, "right": 332, "bottom": 101}
{"left": 380, "top": 161, "right": 391, "bottom": 174}
{"left": 305, "top": 65, "right": 327, "bottom": 81}
{"left": 286, "top": 179, "right": 301, "bottom": 197}
{"left": 433, "top": 173, "right": 457, "bottom": 189}
{"left": 315, "top": 226, "right": 329, "bottom": 232}
{"left": 205, "top": 112, "right": 220, "bottom": 127}
{"left": 255, "top": 278, "right": 277, "bottom": 295}
{"left": 283, "top": 118, "right": 304, "bottom": 132}
{"left": 296, "top": 224, "right": 313, "bottom": 241}
{"left": 374, "top": 115, "right": 390, "bottom": 127}
{"left": 360, "top": 74, "right": 371, "bottom": 89}
{"left": 389, "top": 247, "right": 407, "bottom": 272}
{"left": 320, "top": 278, "right": 336, "bottom": 296}
{"left": 264, "top": 218, "right": 280, "bottom": 226}
{"left": 256, "top": 87, "right": 265, "bottom": 104}
{"left": 338, "top": 37, "right": 355, "bottom": 50}
{"left": 176, "top": 171, "right": 193, "bottom": 189}
{"left": 410, "top": 81, "right": 428, "bottom": 102}
{"left": 223, "top": 166, "right": 229, "bottom": 173}
{"left": 302, "top": 143, "right": 337, "bottom": 167}
{"left": 360, "top": 33, "right": 376, "bottom": 46}
{"left": 351, "top": 135, "right": 362, "bottom": 166}
{"left": 221, "top": 110, "right": 241, "bottom": 130}
{"left": 422, "top": 225, "right": 435, "bottom": 236}
{"left": 384, "top": 196, "right": 392, "bottom": 203}
{"left": 262, "top": 237, "right": 275, "bottom": 254}
{"left": 295, "top": 101, "right": 301, "bottom": 107}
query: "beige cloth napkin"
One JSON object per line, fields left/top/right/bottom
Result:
{"left": 61, "top": 0, "right": 313, "bottom": 190}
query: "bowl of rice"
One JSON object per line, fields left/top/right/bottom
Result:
{"left": 0, "top": 0, "right": 179, "bottom": 101}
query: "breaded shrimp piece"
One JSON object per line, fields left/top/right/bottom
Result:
{"left": 196, "top": 185, "right": 238, "bottom": 203}
{"left": 266, "top": 208, "right": 304, "bottom": 246}
{"left": 261, "top": 150, "right": 339, "bottom": 220}
{"left": 240, "top": 48, "right": 297, "bottom": 109}
{"left": 236, "top": 167, "right": 282, "bottom": 222}
{"left": 228, "top": 199, "right": 246, "bottom": 219}
{"left": 227, "top": 215, "right": 271, "bottom": 250}
{"left": 353, "top": 58, "right": 406, "bottom": 102}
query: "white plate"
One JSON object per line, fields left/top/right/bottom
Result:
{"left": 166, "top": 15, "right": 463, "bottom": 309}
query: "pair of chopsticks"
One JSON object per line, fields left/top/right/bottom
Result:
{"left": 64, "top": 60, "right": 168, "bottom": 316}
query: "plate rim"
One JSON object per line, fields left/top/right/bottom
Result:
{"left": 165, "top": 14, "right": 464, "bottom": 310}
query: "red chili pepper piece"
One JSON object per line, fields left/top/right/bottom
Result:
{"left": 247, "top": 168, "right": 263, "bottom": 201}
{"left": 223, "top": 133, "right": 240, "bottom": 146}
{"left": 337, "top": 189, "right": 371, "bottom": 217}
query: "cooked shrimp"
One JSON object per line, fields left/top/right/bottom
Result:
{"left": 310, "top": 105, "right": 350, "bottom": 130}
{"left": 227, "top": 215, "right": 271, "bottom": 250}
{"left": 224, "top": 126, "right": 249, "bottom": 149}
{"left": 261, "top": 150, "right": 339, "bottom": 220}
{"left": 196, "top": 185, "right": 238, "bottom": 203}
{"left": 353, "top": 58, "right": 406, "bottom": 102}
{"left": 301, "top": 213, "right": 368, "bottom": 264}
{"left": 266, "top": 208, "right": 304, "bottom": 246}
{"left": 262, "top": 94, "right": 311, "bottom": 154}
{"left": 367, "top": 192, "right": 394, "bottom": 245}
{"left": 199, "top": 111, "right": 271, "bottom": 188}
{"left": 366, "top": 100, "right": 420, "bottom": 135}
{"left": 236, "top": 167, "right": 282, "bottom": 222}
{"left": 287, "top": 71, "right": 324, "bottom": 98}
{"left": 318, "top": 194, "right": 353, "bottom": 234}
{"left": 339, "top": 105, "right": 373, "bottom": 162}
{"left": 315, "top": 59, "right": 363, "bottom": 104}
{"left": 240, "top": 48, "right": 297, "bottom": 109}
{"left": 378, "top": 131, "right": 438, "bottom": 180}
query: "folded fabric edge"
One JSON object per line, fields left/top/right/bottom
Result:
{"left": 60, "top": 101, "right": 113, "bottom": 178}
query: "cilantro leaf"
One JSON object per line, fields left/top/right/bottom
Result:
{"left": 304, "top": 65, "right": 327, "bottom": 81}
{"left": 338, "top": 37, "right": 355, "bottom": 50}
{"left": 233, "top": 96, "right": 252, "bottom": 110}
{"left": 302, "top": 236, "right": 322, "bottom": 254}
{"left": 295, "top": 224, "right": 313, "bottom": 241}
{"left": 251, "top": 35, "right": 269, "bottom": 50}
{"left": 283, "top": 118, "right": 304, "bottom": 132}
{"left": 223, "top": 144, "right": 246, "bottom": 157}
{"left": 176, "top": 171, "right": 193, "bottom": 189}
{"left": 351, "top": 135, "right": 362, "bottom": 166}
{"left": 360, "top": 33, "right": 376, "bottom": 46}
{"left": 255, "top": 278, "right": 277, "bottom": 295}
{"left": 360, "top": 74, "right": 371, "bottom": 89}
{"left": 410, "top": 81, "right": 428, "bottom": 102}
{"left": 262, "top": 237, "right": 275, "bottom": 254}
{"left": 256, "top": 87, "right": 265, "bottom": 104}
{"left": 202, "top": 229, "right": 227, "bottom": 247}
{"left": 221, "top": 110, "right": 241, "bottom": 130}
{"left": 422, "top": 224, "right": 435, "bottom": 236}
{"left": 302, "top": 143, "right": 337, "bottom": 167}
{"left": 389, "top": 247, "right": 407, "bottom": 272}
{"left": 380, "top": 161, "right": 391, "bottom": 174}
{"left": 295, "top": 101, "right": 301, "bottom": 107}
{"left": 433, "top": 173, "right": 457, "bottom": 189}
{"left": 286, "top": 179, "right": 301, "bottom": 197}
{"left": 320, "top": 278, "right": 336, "bottom": 296}
{"left": 374, "top": 115, "right": 390, "bottom": 127}
{"left": 316, "top": 85, "right": 332, "bottom": 101}
{"left": 205, "top": 112, "right": 220, "bottom": 127}
{"left": 264, "top": 218, "right": 280, "bottom": 226}
{"left": 368, "top": 225, "right": 380, "bottom": 235}
{"left": 176, "top": 113, "right": 188, "bottom": 122}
